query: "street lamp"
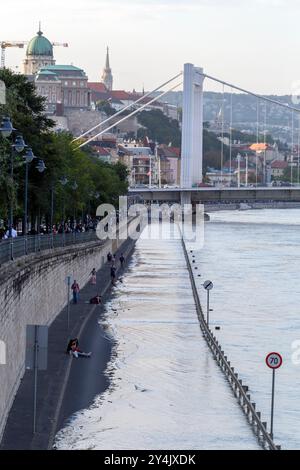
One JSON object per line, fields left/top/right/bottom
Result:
{"left": 237, "top": 153, "right": 241, "bottom": 189}
{"left": 0, "top": 118, "right": 27, "bottom": 255}
{"left": 23, "top": 147, "right": 36, "bottom": 242}
{"left": 72, "top": 181, "right": 78, "bottom": 230}
{"left": 59, "top": 176, "right": 69, "bottom": 244}
{"left": 0, "top": 116, "right": 15, "bottom": 138}
{"left": 35, "top": 159, "right": 46, "bottom": 173}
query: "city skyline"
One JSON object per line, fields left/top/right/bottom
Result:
{"left": 1, "top": 0, "right": 300, "bottom": 95}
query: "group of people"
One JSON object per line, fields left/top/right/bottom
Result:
{"left": 67, "top": 250, "right": 126, "bottom": 358}
{"left": 107, "top": 252, "right": 125, "bottom": 285}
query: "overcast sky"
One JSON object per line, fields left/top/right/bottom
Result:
{"left": 1, "top": 0, "right": 300, "bottom": 94}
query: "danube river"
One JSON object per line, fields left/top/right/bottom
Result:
{"left": 55, "top": 224, "right": 258, "bottom": 450}
{"left": 55, "top": 209, "right": 300, "bottom": 450}
{"left": 190, "top": 208, "right": 300, "bottom": 450}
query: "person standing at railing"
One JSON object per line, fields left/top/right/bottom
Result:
{"left": 71, "top": 280, "right": 80, "bottom": 304}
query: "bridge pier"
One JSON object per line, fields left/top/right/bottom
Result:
{"left": 181, "top": 63, "right": 205, "bottom": 190}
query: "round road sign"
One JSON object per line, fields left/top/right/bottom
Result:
{"left": 265, "top": 352, "right": 283, "bottom": 370}
{"left": 203, "top": 280, "right": 214, "bottom": 291}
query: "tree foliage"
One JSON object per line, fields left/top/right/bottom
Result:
{"left": 0, "top": 69, "right": 128, "bottom": 229}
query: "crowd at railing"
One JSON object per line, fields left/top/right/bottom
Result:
{"left": 0, "top": 217, "right": 103, "bottom": 266}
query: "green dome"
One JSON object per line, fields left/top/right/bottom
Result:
{"left": 26, "top": 30, "right": 53, "bottom": 57}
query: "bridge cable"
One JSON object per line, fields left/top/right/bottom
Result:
{"left": 196, "top": 70, "right": 300, "bottom": 114}
{"left": 264, "top": 102, "right": 267, "bottom": 185}
{"left": 229, "top": 88, "right": 233, "bottom": 182}
{"left": 298, "top": 116, "right": 300, "bottom": 185}
{"left": 220, "top": 84, "right": 225, "bottom": 187}
{"left": 77, "top": 81, "right": 183, "bottom": 149}
{"left": 291, "top": 110, "right": 294, "bottom": 185}
{"left": 256, "top": 98, "right": 260, "bottom": 186}
{"left": 72, "top": 72, "right": 183, "bottom": 143}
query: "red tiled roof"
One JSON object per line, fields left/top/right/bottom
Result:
{"left": 111, "top": 90, "right": 132, "bottom": 101}
{"left": 271, "top": 160, "right": 288, "bottom": 169}
{"left": 88, "top": 82, "right": 108, "bottom": 92}
{"left": 92, "top": 147, "right": 110, "bottom": 156}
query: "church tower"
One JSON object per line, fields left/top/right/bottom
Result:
{"left": 101, "top": 47, "right": 113, "bottom": 91}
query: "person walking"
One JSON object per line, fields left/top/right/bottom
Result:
{"left": 71, "top": 280, "right": 80, "bottom": 304}
{"left": 90, "top": 268, "right": 97, "bottom": 285}
{"left": 111, "top": 266, "right": 116, "bottom": 285}
{"left": 120, "top": 253, "right": 125, "bottom": 268}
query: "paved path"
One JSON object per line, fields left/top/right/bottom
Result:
{"left": 0, "top": 237, "right": 136, "bottom": 450}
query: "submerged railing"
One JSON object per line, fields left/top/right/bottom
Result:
{"left": 181, "top": 237, "right": 281, "bottom": 451}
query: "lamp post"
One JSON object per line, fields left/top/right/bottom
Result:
{"left": 72, "top": 181, "right": 78, "bottom": 230}
{"left": 23, "top": 155, "right": 46, "bottom": 253}
{"left": 59, "top": 176, "right": 68, "bottom": 246}
{"left": 0, "top": 117, "right": 27, "bottom": 259}
{"left": 245, "top": 153, "right": 249, "bottom": 188}
{"left": 237, "top": 153, "right": 241, "bottom": 189}
{"left": 23, "top": 148, "right": 36, "bottom": 253}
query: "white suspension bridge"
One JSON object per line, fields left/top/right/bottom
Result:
{"left": 74, "top": 64, "right": 300, "bottom": 204}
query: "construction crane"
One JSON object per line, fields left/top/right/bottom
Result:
{"left": 1, "top": 42, "right": 26, "bottom": 69}
{"left": 52, "top": 42, "right": 68, "bottom": 49}
{"left": 1, "top": 40, "right": 68, "bottom": 69}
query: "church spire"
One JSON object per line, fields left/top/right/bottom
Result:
{"left": 106, "top": 46, "right": 110, "bottom": 69}
{"left": 102, "top": 46, "right": 113, "bottom": 91}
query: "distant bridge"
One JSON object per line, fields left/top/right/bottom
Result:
{"left": 129, "top": 187, "right": 300, "bottom": 204}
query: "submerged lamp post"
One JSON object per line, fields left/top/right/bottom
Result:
{"left": 203, "top": 280, "right": 214, "bottom": 327}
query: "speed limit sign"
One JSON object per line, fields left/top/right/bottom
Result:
{"left": 265, "top": 352, "right": 283, "bottom": 370}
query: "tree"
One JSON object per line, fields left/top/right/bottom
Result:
{"left": 137, "top": 109, "right": 181, "bottom": 147}
{"left": 0, "top": 69, "right": 128, "bottom": 231}
{"left": 96, "top": 100, "right": 116, "bottom": 116}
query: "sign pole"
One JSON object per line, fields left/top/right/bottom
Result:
{"left": 207, "top": 290, "right": 210, "bottom": 327}
{"left": 265, "top": 351, "right": 282, "bottom": 441}
{"left": 270, "top": 368, "right": 276, "bottom": 439}
{"left": 33, "top": 325, "right": 38, "bottom": 434}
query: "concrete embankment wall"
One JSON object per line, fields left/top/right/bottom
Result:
{"left": 0, "top": 222, "right": 135, "bottom": 440}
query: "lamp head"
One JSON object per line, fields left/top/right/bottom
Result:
{"left": 24, "top": 147, "right": 36, "bottom": 163}
{"left": 0, "top": 117, "right": 15, "bottom": 138}
{"left": 14, "top": 134, "right": 26, "bottom": 153}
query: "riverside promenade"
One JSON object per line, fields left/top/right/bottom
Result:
{"left": 0, "top": 236, "right": 136, "bottom": 450}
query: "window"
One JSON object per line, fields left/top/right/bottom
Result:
{"left": 65, "top": 81, "right": 68, "bottom": 86}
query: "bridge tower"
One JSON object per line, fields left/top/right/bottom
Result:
{"left": 181, "top": 63, "right": 205, "bottom": 204}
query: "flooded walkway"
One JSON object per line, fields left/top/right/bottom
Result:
{"left": 55, "top": 226, "right": 259, "bottom": 450}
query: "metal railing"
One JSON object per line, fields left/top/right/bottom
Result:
{"left": 181, "top": 238, "right": 281, "bottom": 451}
{"left": 0, "top": 230, "right": 100, "bottom": 266}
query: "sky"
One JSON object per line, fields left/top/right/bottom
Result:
{"left": 1, "top": 0, "right": 300, "bottom": 95}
